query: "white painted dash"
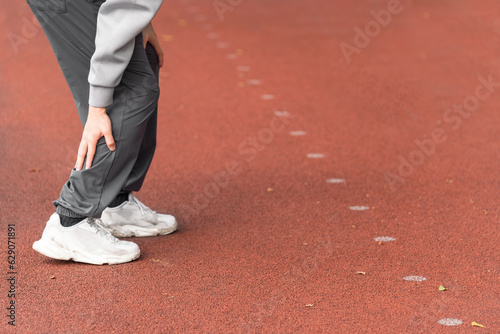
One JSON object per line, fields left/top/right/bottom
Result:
{"left": 326, "top": 178, "right": 345, "bottom": 184}
{"left": 274, "top": 110, "right": 291, "bottom": 117}
{"left": 216, "top": 42, "right": 229, "bottom": 49}
{"left": 437, "top": 319, "right": 463, "bottom": 326}
{"left": 290, "top": 131, "right": 307, "bottom": 136}
{"left": 403, "top": 276, "right": 427, "bottom": 282}
{"left": 207, "top": 32, "right": 220, "bottom": 39}
{"left": 194, "top": 14, "right": 207, "bottom": 22}
{"left": 247, "top": 79, "right": 262, "bottom": 85}
{"left": 237, "top": 65, "right": 251, "bottom": 72}
{"left": 349, "top": 206, "right": 369, "bottom": 211}
{"left": 374, "top": 236, "right": 396, "bottom": 242}
{"left": 307, "top": 153, "right": 325, "bottom": 159}
{"left": 261, "top": 94, "right": 275, "bottom": 100}
{"left": 186, "top": 6, "right": 199, "bottom": 13}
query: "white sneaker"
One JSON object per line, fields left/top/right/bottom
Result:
{"left": 33, "top": 213, "right": 140, "bottom": 265}
{"left": 100, "top": 193, "right": 178, "bottom": 238}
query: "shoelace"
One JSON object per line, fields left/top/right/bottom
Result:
{"left": 87, "top": 218, "right": 119, "bottom": 243}
{"left": 130, "top": 195, "right": 156, "bottom": 217}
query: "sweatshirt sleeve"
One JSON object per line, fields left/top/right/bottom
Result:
{"left": 88, "top": 0, "right": 163, "bottom": 108}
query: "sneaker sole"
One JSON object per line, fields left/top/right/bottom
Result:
{"left": 110, "top": 224, "right": 177, "bottom": 238}
{"left": 33, "top": 238, "right": 140, "bottom": 265}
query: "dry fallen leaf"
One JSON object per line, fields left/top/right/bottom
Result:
{"left": 355, "top": 271, "right": 366, "bottom": 275}
{"left": 28, "top": 169, "right": 41, "bottom": 173}
{"left": 471, "top": 321, "right": 485, "bottom": 328}
{"left": 305, "top": 304, "right": 314, "bottom": 307}
{"left": 50, "top": 276, "right": 56, "bottom": 279}
{"left": 267, "top": 188, "right": 274, "bottom": 192}
{"left": 439, "top": 285, "right": 447, "bottom": 291}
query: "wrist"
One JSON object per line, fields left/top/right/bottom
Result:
{"left": 89, "top": 106, "right": 106, "bottom": 114}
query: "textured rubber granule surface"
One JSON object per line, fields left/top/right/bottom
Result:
{"left": 0, "top": 0, "right": 499, "bottom": 333}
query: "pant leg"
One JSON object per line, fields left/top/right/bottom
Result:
{"left": 122, "top": 43, "right": 159, "bottom": 192}
{"left": 28, "top": 0, "right": 160, "bottom": 217}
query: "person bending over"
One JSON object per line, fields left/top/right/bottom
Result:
{"left": 27, "top": 0, "right": 176, "bottom": 265}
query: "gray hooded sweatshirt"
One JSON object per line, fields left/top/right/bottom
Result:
{"left": 88, "top": 0, "right": 163, "bottom": 108}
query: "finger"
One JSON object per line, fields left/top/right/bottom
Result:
{"left": 75, "top": 141, "right": 88, "bottom": 171}
{"left": 104, "top": 130, "right": 116, "bottom": 151}
{"left": 85, "top": 140, "right": 97, "bottom": 169}
{"left": 150, "top": 39, "right": 164, "bottom": 67}
{"left": 158, "top": 51, "right": 164, "bottom": 68}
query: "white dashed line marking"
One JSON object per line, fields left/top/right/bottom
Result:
{"left": 216, "top": 42, "right": 229, "bottom": 49}
{"left": 307, "top": 153, "right": 325, "bottom": 159}
{"left": 226, "top": 53, "right": 238, "bottom": 60}
{"left": 274, "top": 110, "right": 291, "bottom": 117}
{"left": 349, "top": 206, "right": 369, "bottom": 211}
{"left": 326, "top": 178, "right": 345, "bottom": 184}
{"left": 186, "top": 6, "right": 199, "bottom": 13}
{"left": 247, "top": 79, "right": 262, "bottom": 85}
{"left": 194, "top": 14, "right": 207, "bottom": 22}
{"left": 437, "top": 319, "right": 463, "bottom": 326}
{"left": 290, "top": 131, "right": 307, "bottom": 136}
{"left": 374, "top": 236, "right": 396, "bottom": 242}
{"left": 403, "top": 276, "right": 427, "bottom": 282}
{"left": 237, "top": 66, "right": 251, "bottom": 72}
{"left": 261, "top": 94, "right": 275, "bottom": 100}
{"left": 207, "top": 33, "right": 220, "bottom": 39}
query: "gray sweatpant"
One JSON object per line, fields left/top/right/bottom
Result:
{"left": 28, "top": 0, "right": 160, "bottom": 218}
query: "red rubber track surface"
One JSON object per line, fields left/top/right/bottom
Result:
{"left": 1, "top": 0, "right": 499, "bottom": 333}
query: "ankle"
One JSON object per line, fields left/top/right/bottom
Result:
{"left": 56, "top": 206, "right": 85, "bottom": 227}
{"left": 59, "top": 215, "right": 84, "bottom": 227}
{"left": 108, "top": 191, "right": 130, "bottom": 208}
